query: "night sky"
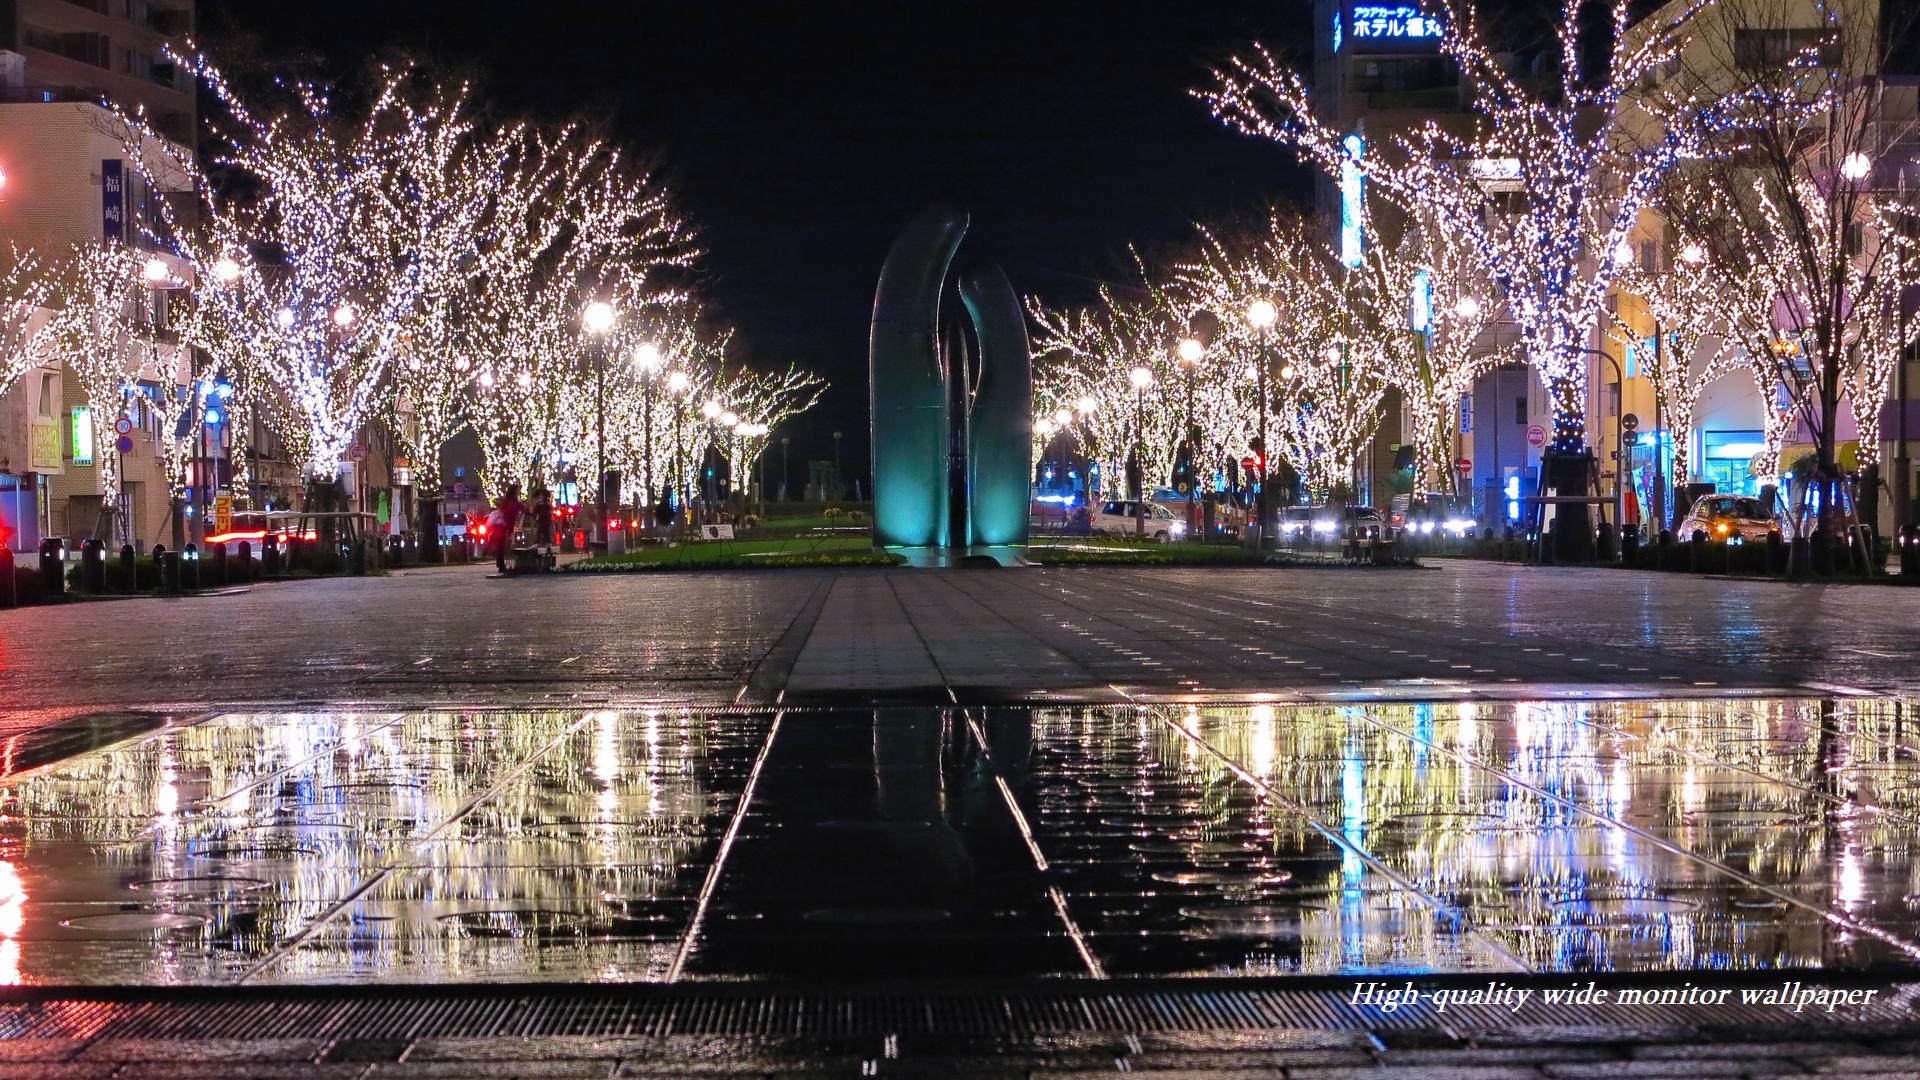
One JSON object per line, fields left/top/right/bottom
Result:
{"left": 198, "top": 1, "right": 1315, "bottom": 487}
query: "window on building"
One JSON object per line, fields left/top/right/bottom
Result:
{"left": 38, "top": 372, "right": 56, "bottom": 418}
{"left": 1733, "top": 28, "right": 1840, "bottom": 69}
{"left": 1514, "top": 396, "right": 1527, "bottom": 425}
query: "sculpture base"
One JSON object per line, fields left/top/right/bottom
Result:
{"left": 891, "top": 545, "right": 1029, "bottom": 568}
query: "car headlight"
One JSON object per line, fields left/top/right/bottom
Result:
{"left": 1312, "top": 520, "right": 1336, "bottom": 534}
{"left": 1418, "top": 521, "right": 1435, "bottom": 534}
{"left": 1171, "top": 521, "right": 1187, "bottom": 535}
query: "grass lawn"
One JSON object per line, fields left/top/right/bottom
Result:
{"left": 566, "top": 536, "right": 901, "bottom": 571}
{"left": 1024, "top": 539, "right": 1271, "bottom": 565}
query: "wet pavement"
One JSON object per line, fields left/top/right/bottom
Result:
{"left": 2, "top": 562, "right": 1914, "bottom": 712}
{"left": 2, "top": 697, "right": 1919, "bottom": 987}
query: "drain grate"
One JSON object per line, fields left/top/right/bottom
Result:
{"left": 2, "top": 978, "right": 1915, "bottom": 1042}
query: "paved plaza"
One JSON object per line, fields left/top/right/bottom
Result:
{"left": 4, "top": 561, "right": 1920, "bottom": 1076}
{"left": 3, "top": 560, "right": 1916, "bottom": 713}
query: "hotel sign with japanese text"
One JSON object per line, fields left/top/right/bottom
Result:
{"left": 1340, "top": 4, "right": 1444, "bottom": 51}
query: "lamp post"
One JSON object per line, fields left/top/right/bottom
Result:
{"left": 831, "top": 430, "right": 843, "bottom": 499}
{"left": 1128, "top": 364, "right": 1153, "bottom": 538}
{"left": 1245, "top": 298, "right": 1279, "bottom": 547}
{"left": 634, "top": 341, "right": 663, "bottom": 536}
{"left": 780, "top": 435, "right": 790, "bottom": 503}
{"left": 582, "top": 300, "right": 616, "bottom": 546}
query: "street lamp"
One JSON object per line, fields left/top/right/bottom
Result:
{"left": 1841, "top": 151, "right": 1872, "bottom": 181}
{"left": 1245, "top": 299, "right": 1277, "bottom": 547}
{"left": 1128, "top": 365, "right": 1152, "bottom": 537}
{"left": 582, "top": 300, "right": 616, "bottom": 546}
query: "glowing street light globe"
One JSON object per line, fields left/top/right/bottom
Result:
{"left": 701, "top": 399, "right": 721, "bottom": 419}
{"left": 1679, "top": 243, "right": 1707, "bottom": 265}
{"left": 720, "top": 410, "right": 739, "bottom": 428}
{"left": 140, "top": 258, "right": 169, "bottom": 284}
{"left": 1612, "top": 240, "right": 1635, "bottom": 268}
{"left": 332, "top": 303, "right": 356, "bottom": 328}
{"left": 1841, "top": 152, "right": 1872, "bottom": 180}
{"left": 1075, "top": 395, "right": 1096, "bottom": 415}
{"left": 1128, "top": 366, "right": 1153, "bottom": 390}
{"left": 275, "top": 307, "right": 297, "bottom": 328}
{"left": 1245, "top": 298, "right": 1278, "bottom": 329}
{"left": 1453, "top": 296, "right": 1481, "bottom": 320}
{"left": 633, "top": 342, "right": 664, "bottom": 372}
{"left": 1035, "top": 417, "right": 1057, "bottom": 437}
{"left": 1052, "top": 407, "right": 1072, "bottom": 426}
{"left": 1177, "top": 337, "right": 1205, "bottom": 364}
{"left": 581, "top": 300, "right": 616, "bottom": 334}
{"left": 212, "top": 256, "right": 243, "bottom": 283}
{"left": 667, "top": 370, "right": 690, "bottom": 394}
{"left": 1279, "top": 364, "right": 1297, "bottom": 379}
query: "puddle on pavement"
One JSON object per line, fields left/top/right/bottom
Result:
{"left": 0, "top": 698, "right": 1915, "bottom": 984}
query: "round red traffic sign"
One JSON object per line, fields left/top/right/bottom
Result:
{"left": 1525, "top": 424, "right": 1546, "bottom": 448}
{"left": 113, "top": 416, "right": 133, "bottom": 436}
{"left": 1455, "top": 457, "right": 1472, "bottom": 473}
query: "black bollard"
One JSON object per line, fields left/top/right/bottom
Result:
{"left": 1903, "top": 527, "right": 1920, "bottom": 578}
{"left": 80, "top": 538, "right": 105, "bottom": 592}
{"left": 1766, "top": 530, "right": 1786, "bottom": 576}
{"left": 0, "top": 546, "right": 12, "bottom": 607}
{"left": 182, "top": 543, "right": 200, "bottom": 590}
{"left": 1689, "top": 529, "right": 1707, "bottom": 572}
{"left": 264, "top": 533, "right": 281, "bottom": 576}
{"left": 388, "top": 534, "right": 404, "bottom": 567}
{"left": 37, "top": 537, "right": 64, "bottom": 599}
{"left": 1810, "top": 530, "right": 1834, "bottom": 577}
{"left": 154, "top": 543, "right": 179, "bottom": 592}
{"left": 119, "top": 543, "right": 136, "bottom": 592}
{"left": 208, "top": 542, "right": 226, "bottom": 587}
{"left": 348, "top": 538, "right": 367, "bottom": 575}
{"left": 1596, "top": 521, "right": 1616, "bottom": 562}
{"left": 236, "top": 540, "right": 252, "bottom": 582}
{"left": 1621, "top": 523, "right": 1639, "bottom": 565}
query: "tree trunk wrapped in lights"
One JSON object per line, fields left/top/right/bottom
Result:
{"left": 1608, "top": 237, "right": 1748, "bottom": 497}
{"left": 42, "top": 244, "right": 147, "bottom": 526}
{"left": 0, "top": 249, "right": 58, "bottom": 399}
{"left": 1343, "top": 219, "right": 1504, "bottom": 497}
{"left": 1201, "top": 0, "right": 1718, "bottom": 455}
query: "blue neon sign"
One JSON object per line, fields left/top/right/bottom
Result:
{"left": 1339, "top": 133, "right": 1365, "bottom": 268}
{"left": 1350, "top": 5, "right": 1443, "bottom": 41}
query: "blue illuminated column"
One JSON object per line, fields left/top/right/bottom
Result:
{"left": 1340, "top": 133, "right": 1365, "bottom": 268}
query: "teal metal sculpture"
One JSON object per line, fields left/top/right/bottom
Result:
{"left": 868, "top": 207, "right": 967, "bottom": 548}
{"left": 960, "top": 264, "right": 1030, "bottom": 548}
{"left": 869, "top": 208, "right": 1032, "bottom": 560}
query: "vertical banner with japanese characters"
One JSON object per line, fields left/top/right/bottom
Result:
{"left": 101, "top": 159, "right": 125, "bottom": 243}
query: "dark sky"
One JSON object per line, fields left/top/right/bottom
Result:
{"left": 199, "top": 1, "right": 1315, "bottom": 485}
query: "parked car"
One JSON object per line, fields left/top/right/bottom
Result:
{"left": 1092, "top": 500, "right": 1187, "bottom": 542}
{"left": 1677, "top": 494, "right": 1778, "bottom": 543}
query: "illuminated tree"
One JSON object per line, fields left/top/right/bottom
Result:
{"left": 0, "top": 249, "right": 57, "bottom": 398}
{"left": 1344, "top": 218, "right": 1505, "bottom": 496}
{"left": 1174, "top": 213, "right": 1390, "bottom": 500}
{"left": 42, "top": 244, "right": 148, "bottom": 512}
{"left": 1201, "top": 0, "right": 1716, "bottom": 457}
{"left": 1659, "top": 0, "right": 1920, "bottom": 532}
{"left": 1608, "top": 237, "right": 1748, "bottom": 499}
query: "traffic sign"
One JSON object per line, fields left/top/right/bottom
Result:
{"left": 113, "top": 416, "right": 133, "bottom": 436}
{"left": 1621, "top": 412, "right": 1639, "bottom": 432}
{"left": 1455, "top": 457, "right": 1472, "bottom": 473}
{"left": 114, "top": 435, "right": 134, "bottom": 454}
{"left": 1623, "top": 430, "right": 1640, "bottom": 448}
{"left": 1525, "top": 424, "right": 1546, "bottom": 448}
{"left": 348, "top": 443, "right": 369, "bottom": 462}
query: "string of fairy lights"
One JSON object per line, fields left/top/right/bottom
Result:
{"left": 1023, "top": 0, "right": 1920, "bottom": 521}
{"left": 0, "top": 55, "right": 827, "bottom": 512}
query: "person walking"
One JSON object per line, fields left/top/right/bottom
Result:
{"left": 489, "top": 482, "right": 526, "bottom": 574}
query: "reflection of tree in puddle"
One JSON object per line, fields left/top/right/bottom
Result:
{"left": 0, "top": 708, "right": 752, "bottom": 984}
